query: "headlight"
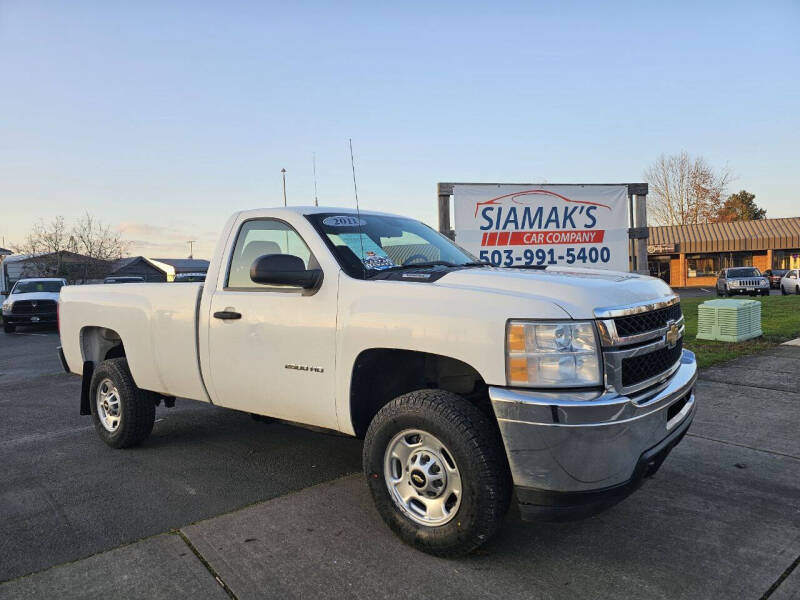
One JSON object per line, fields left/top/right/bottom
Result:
{"left": 729, "top": 280, "right": 739, "bottom": 287}
{"left": 1, "top": 301, "right": 11, "bottom": 314}
{"left": 506, "top": 320, "right": 602, "bottom": 387}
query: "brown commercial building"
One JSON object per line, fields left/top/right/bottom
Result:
{"left": 647, "top": 217, "right": 800, "bottom": 288}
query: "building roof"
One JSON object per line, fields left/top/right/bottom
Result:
{"left": 109, "top": 256, "right": 209, "bottom": 277}
{"left": 648, "top": 217, "right": 800, "bottom": 254}
{"left": 3, "top": 250, "right": 107, "bottom": 264}
{"left": 151, "top": 258, "right": 209, "bottom": 273}
{"left": 0, "top": 247, "right": 11, "bottom": 256}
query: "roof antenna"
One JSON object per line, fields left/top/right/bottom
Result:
{"left": 349, "top": 138, "right": 366, "bottom": 278}
{"left": 312, "top": 153, "right": 319, "bottom": 207}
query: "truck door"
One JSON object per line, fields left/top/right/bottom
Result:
{"left": 205, "top": 217, "right": 339, "bottom": 429}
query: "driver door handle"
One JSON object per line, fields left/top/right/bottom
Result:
{"left": 213, "top": 310, "right": 242, "bottom": 320}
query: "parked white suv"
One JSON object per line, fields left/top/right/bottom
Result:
{"left": 2, "top": 277, "right": 66, "bottom": 333}
{"left": 57, "top": 207, "right": 697, "bottom": 556}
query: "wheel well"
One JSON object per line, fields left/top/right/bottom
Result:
{"left": 80, "top": 326, "right": 126, "bottom": 365}
{"left": 350, "top": 349, "right": 491, "bottom": 438}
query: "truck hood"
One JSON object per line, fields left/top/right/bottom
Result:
{"left": 435, "top": 267, "right": 673, "bottom": 319}
{"left": 7, "top": 291, "right": 61, "bottom": 303}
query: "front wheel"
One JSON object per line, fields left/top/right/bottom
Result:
{"left": 3, "top": 323, "right": 15, "bottom": 333}
{"left": 782, "top": 285, "right": 788, "bottom": 295}
{"left": 90, "top": 358, "right": 155, "bottom": 448}
{"left": 363, "top": 389, "right": 511, "bottom": 557}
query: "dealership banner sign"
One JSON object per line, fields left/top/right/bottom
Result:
{"left": 453, "top": 184, "right": 630, "bottom": 271}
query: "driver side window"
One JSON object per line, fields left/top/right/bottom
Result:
{"left": 226, "top": 219, "right": 314, "bottom": 289}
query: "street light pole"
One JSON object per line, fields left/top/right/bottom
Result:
{"left": 187, "top": 240, "right": 195, "bottom": 259}
{"left": 281, "top": 168, "right": 287, "bottom": 206}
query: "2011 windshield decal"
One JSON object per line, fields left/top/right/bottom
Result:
{"left": 322, "top": 215, "right": 366, "bottom": 227}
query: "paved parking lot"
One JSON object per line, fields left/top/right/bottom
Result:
{"left": 1, "top": 327, "right": 798, "bottom": 599}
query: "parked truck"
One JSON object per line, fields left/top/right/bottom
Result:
{"left": 57, "top": 206, "right": 697, "bottom": 556}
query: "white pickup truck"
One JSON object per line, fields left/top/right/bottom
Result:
{"left": 58, "top": 206, "right": 697, "bottom": 556}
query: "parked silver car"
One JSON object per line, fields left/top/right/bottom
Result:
{"left": 780, "top": 269, "right": 800, "bottom": 295}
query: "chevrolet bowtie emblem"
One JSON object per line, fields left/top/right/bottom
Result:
{"left": 666, "top": 321, "right": 681, "bottom": 348}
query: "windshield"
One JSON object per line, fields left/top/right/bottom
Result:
{"left": 12, "top": 280, "right": 63, "bottom": 294}
{"left": 306, "top": 213, "right": 478, "bottom": 278}
{"left": 727, "top": 268, "right": 761, "bottom": 278}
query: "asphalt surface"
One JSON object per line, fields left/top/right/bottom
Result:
{"left": 0, "top": 326, "right": 362, "bottom": 581}
{"left": 1, "top": 325, "right": 799, "bottom": 599}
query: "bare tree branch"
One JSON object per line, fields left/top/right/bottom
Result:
{"left": 644, "top": 152, "right": 731, "bottom": 226}
{"left": 11, "top": 214, "right": 130, "bottom": 283}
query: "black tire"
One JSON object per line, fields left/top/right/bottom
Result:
{"left": 363, "top": 389, "right": 511, "bottom": 557}
{"left": 3, "top": 323, "right": 15, "bottom": 333}
{"left": 796, "top": 285, "right": 800, "bottom": 296}
{"left": 89, "top": 358, "right": 155, "bottom": 448}
{"left": 722, "top": 286, "right": 729, "bottom": 297}
{"left": 782, "top": 285, "right": 788, "bottom": 295}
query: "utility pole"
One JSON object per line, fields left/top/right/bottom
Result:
{"left": 313, "top": 154, "right": 318, "bottom": 206}
{"left": 187, "top": 240, "right": 195, "bottom": 259}
{"left": 281, "top": 168, "right": 287, "bottom": 206}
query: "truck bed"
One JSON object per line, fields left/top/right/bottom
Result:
{"left": 59, "top": 283, "right": 209, "bottom": 402}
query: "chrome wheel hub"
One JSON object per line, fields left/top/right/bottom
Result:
{"left": 384, "top": 429, "right": 462, "bottom": 527}
{"left": 96, "top": 378, "right": 121, "bottom": 432}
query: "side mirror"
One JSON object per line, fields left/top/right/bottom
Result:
{"left": 250, "top": 254, "right": 322, "bottom": 289}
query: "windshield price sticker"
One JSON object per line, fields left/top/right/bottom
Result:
{"left": 452, "top": 185, "right": 630, "bottom": 272}
{"left": 338, "top": 232, "right": 395, "bottom": 270}
{"left": 323, "top": 215, "right": 367, "bottom": 227}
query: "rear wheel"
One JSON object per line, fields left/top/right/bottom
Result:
{"left": 3, "top": 323, "right": 15, "bottom": 333}
{"left": 90, "top": 358, "right": 155, "bottom": 448}
{"left": 796, "top": 285, "right": 800, "bottom": 295}
{"left": 363, "top": 389, "right": 511, "bottom": 557}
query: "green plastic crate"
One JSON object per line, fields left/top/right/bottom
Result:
{"left": 696, "top": 299, "right": 762, "bottom": 342}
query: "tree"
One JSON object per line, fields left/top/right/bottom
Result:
{"left": 715, "top": 190, "right": 766, "bottom": 222}
{"left": 644, "top": 152, "right": 732, "bottom": 226}
{"left": 13, "top": 213, "right": 130, "bottom": 283}
{"left": 71, "top": 212, "right": 129, "bottom": 262}
{"left": 15, "top": 216, "right": 70, "bottom": 255}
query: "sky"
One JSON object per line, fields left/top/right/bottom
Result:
{"left": 1, "top": 1, "right": 798, "bottom": 259}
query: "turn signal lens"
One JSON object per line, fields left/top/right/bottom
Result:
{"left": 508, "top": 357, "right": 529, "bottom": 383}
{"left": 507, "top": 324, "right": 526, "bottom": 352}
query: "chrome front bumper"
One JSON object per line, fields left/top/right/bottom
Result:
{"left": 489, "top": 349, "right": 697, "bottom": 514}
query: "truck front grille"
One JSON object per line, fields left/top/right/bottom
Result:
{"left": 598, "top": 297, "right": 685, "bottom": 394}
{"left": 11, "top": 300, "right": 57, "bottom": 315}
{"left": 613, "top": 302, "right": 682, "bottom": 337}
{"left": 621, "top": 338, "right": 683, "bottom": 388}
